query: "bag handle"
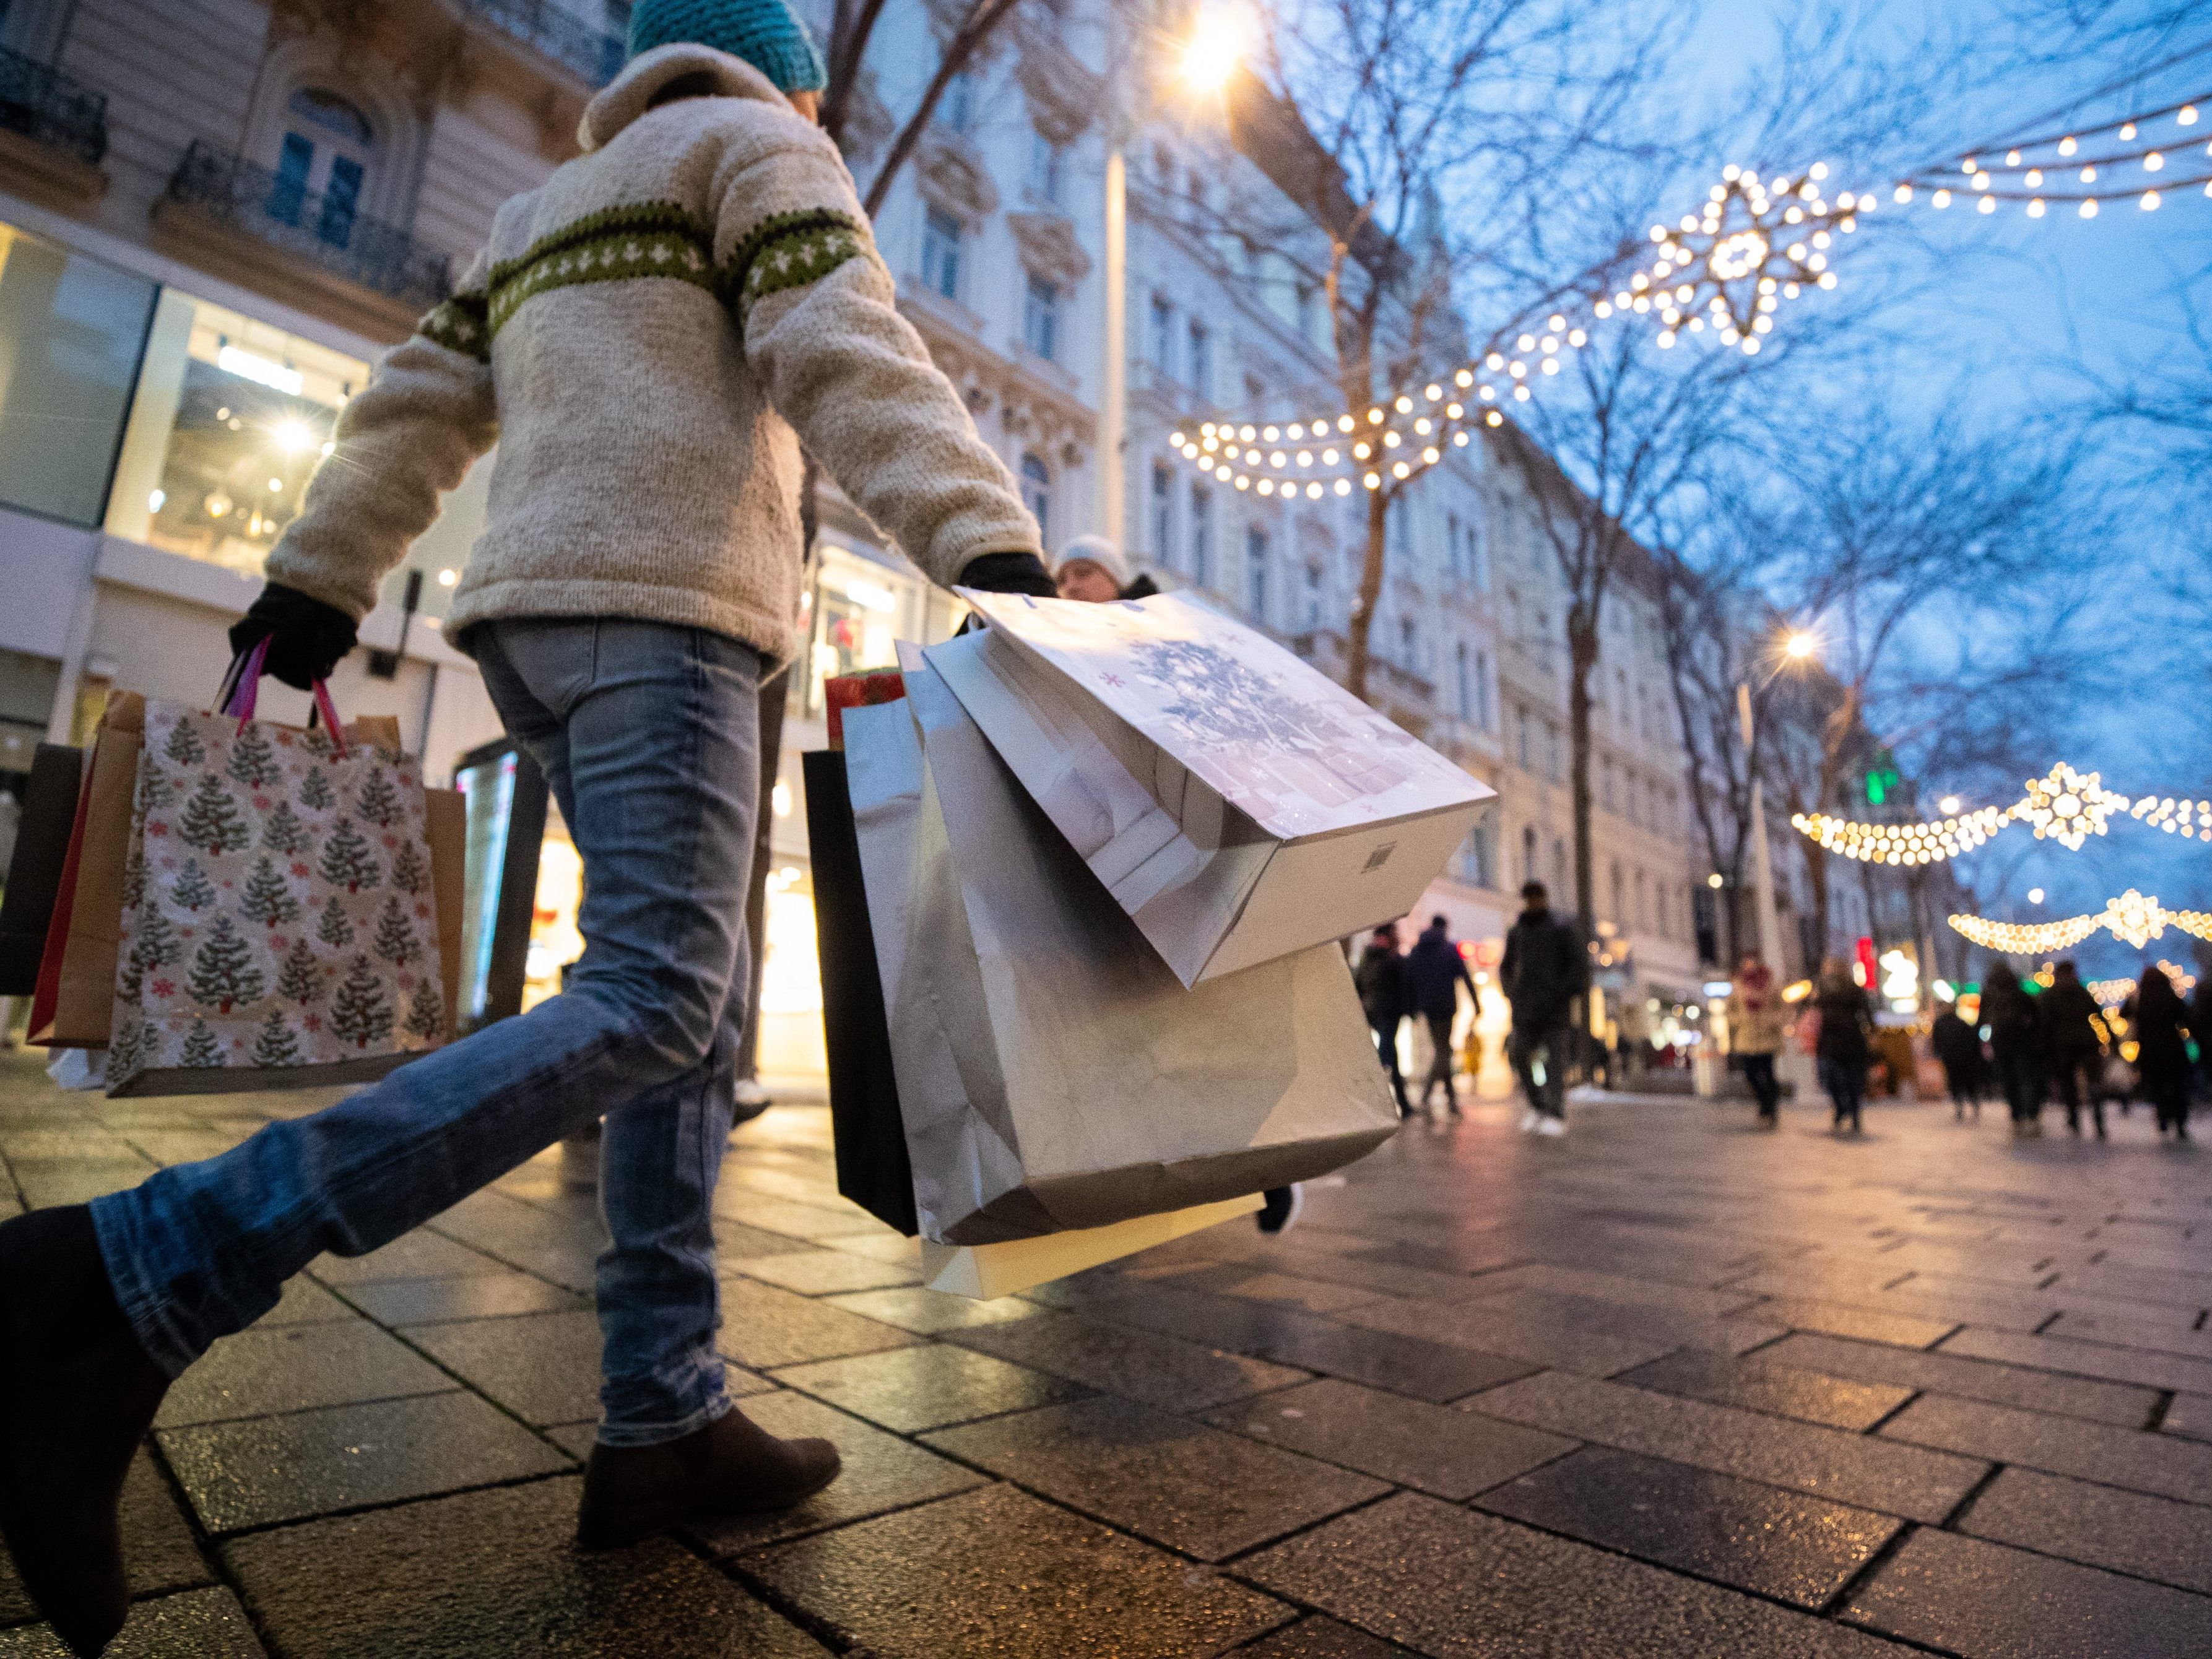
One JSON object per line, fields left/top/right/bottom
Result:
{"left": 219, "top": 641, "right": 349, "bottom": 757}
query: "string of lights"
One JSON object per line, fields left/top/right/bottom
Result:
{"left": 1949, "top": 890, "right": 2212, "bottom": 956}
{"left": 1790, "top": 762, "right": 2161, "bottom": 864}
{"left": 1165, "top": 86, "right": 2211, "bottom": 499}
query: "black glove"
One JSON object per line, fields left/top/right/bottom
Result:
{"left": 955, "top": 550, "right": 1059, "bottom": 599}
{"left": 229, "top": 583, "right": 358, "bottom": 690}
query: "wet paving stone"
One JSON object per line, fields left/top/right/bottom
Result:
{"left": 1961, "top": 1465, "right": 2212, "bottom": 1595}
{"left": 2163, "top": 1391, "right": 2212, "bottom": 1442}
{"left": 945, "top": 1308, "right": 1311, "bottom": 1412}
{"left": 0, "top": 1453, "right": 208, "bottom": 1625}
{"left": 255, "top": 1276, "right": 356, "bottom": 1328}
{"left": 1176, "top": 1267, "right": 1389, "bottom": 1314}
{"left": 1759, "top": 1331, "right": 2160, "bottom": 1429}
{"left": 0, "top": 1588, "right": 266, "bottom": 1658}
{"left": 1468, "top": 1371, "right": 1986, "bottom": 1522}
{"left": 340, "top": 1271, "right": 586, "bottom": 1327}
{"left": 1204, "top": 1376, "right": 1574, "bottom": 1499}
{"left": 1615, "top": 1348, "right": 1915, "bottom": 1431}
{"left": 160, "top": 1392, "right": 571, "bottom": 1533}
{"left": 1881, "top": 1392, "right": 2212, "bottom": 1505}
{"left": 747, "top": 1481, "right": 1291, "bottom": 1657}
{"left": 9, "top": 1158, "right": 155, "bottom": 1208}
{"left": 306, "top": 1228, "right": 512, "bottom": 1284}
{"left": 710, "top": 1217, "right": 823, "bottom": 1258}
{"left": 714, "top": 1276, "right": 923, "bottom": 1371}
{"left": 772, "top": 1341, "right": 1087, "bottom": 1433}
{"left": 2044, "top": 1309, "right": 2212, "bottom": 1361}
{"left": 1841, "top": 1525, "right": 2212, "bottom": 1656}
{"left": 1334, "top": 1288, "right": 1684, "bottom": 1375}
{"left": 1240, "top": 1491, "right": 1907, "bottom": 1657}
{"left": 155, "top": 1320, "right": 456, "bottom": 1429}
{"left": 223, "top": 1476, "right": 826, "bottom": 1657}
{"left": 716, "top": 1192, "right": 888, "bottom": 1242}
{"left": 1738, "top": 1294, "right": 1961, "bottom": 1349}
{"left": 1478, "top": 1445, "right": 1904, "bottom": 1608}
{"left": 1231, "top": 1617, "right": 1421, "bottom": 1657}
{"left": 924, "top": 1395, "right": 1388, "bottom": 1561}
{"left": 687, "top": 1388, "right": 988, "bottom": 1556}
{"left": 407, "top": 1309, "right": 605, "bottom": 1426}
{"left": 1941, "top": 1324, "right": 2212, "bottom": 1396}
{"left": 820, "top": 1286, "right": 1045, "bottom": 1334}
{"left": 726, "top": 1247, "right": 923, "bottom": 1295}
{"left": 1458, "top": 1262, "right": 1762, "bottom": 1320}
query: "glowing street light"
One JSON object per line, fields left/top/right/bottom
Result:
{"left": 2028, "top": 887, "right": 2045, "bottom": 904}
{"left": 1938, "top": 795, "right": 1961, "bottom": 814}
{"left": 1181, "top": 6, "right": 1249, "bottom": 93}
{"left": 1782, "top": 631, "right": 1818, "bottom": 661}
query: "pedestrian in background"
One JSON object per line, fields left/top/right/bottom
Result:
{"left": 1981, "top": 959, "right": 2044, "bottom": 1137}
{"left": 1355, "top": 924, "right": 1414, "bottom": 1118}
{"left": 1812, "top": 958, "right": 1873, "bottom": 1134}
{"left": 1054, "top": 534, "right": 1131, "bottom": 602}
{"left": 2132, "top": 964, "right": 2194, "bottom": 1140}
{"left": 1501, "top": 881, "right": 1587, "bottom": 1137}
{"left": 2039, "top": 960, "right": 2108, "bottom": 1140}
{"left": 2192, "top": 973, "right": 2212, "bottom": 1108}
{"left": 1725, "top": 952, "right": 1785, "bottom": 1128}
{"left": 1930, "top": 999, "right": 1988, "bottom": 1122}
{"left": 1405, "top": 913, "right": 1478, "bottom": 1117}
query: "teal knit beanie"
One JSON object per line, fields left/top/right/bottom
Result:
{"left": 626, "top": 0, "right": 827, "bottom": 94}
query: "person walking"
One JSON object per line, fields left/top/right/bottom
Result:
{"left": 1980, "top": 959, "right": 2044, "bottom": 1137}
{"left": 2132, "top": 964, "right": 2195, "bottom": 1140}
{"left": 2192, "top": 972, "right": 2212, "bottom": 1109}
{"left": 1811, "top": 958, "right": 1873, "bottom": 1134}
{"left": 0, "top": 7, "right": 1072, "bottom": 1652}
{"left": 1930, "top": 1000, "right": 1989, "bottom": 1122}
{"left": 2039, "top": 960, "right": 2108, "bottom": 1139}
{"left": 1405, "top": 914, "right": 1478, "bottom": 1117}
{"left": 1355, "top": 924, "right": 1415, "bottom": 1119}
{"left": 1725, "top": 952, "right": 1786, "bottom": 1127}
{"left": 1500, "top": 881, "right": 1588, "bottom": 1136}
{"left": 1055, "top": 534, "right": 1158, "bottom": 601}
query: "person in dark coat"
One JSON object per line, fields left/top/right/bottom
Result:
{"left": 2131, "top": 965, "right": 2195, "bottom": 1140}
{"left": 1354, "top": 923, "right": 1414, "bottom": 1118}
{"left": 1499, "top": 881, "right": 1588, "bottom": 1135}
{"left": 1980, "top": 959, "right": 2043, "bottom": 1137}
{"left": 2193, "top": 974, "right": 2212, "bottom": 1107}
{"left": 1404, "top": 914, "right": 1478, "bottom": 1116}
{"left": 1812, "top": 958, "right": 1873, "bottom": 1134}
{"left": 1929, "top": 1002, "right": 1988, "bottom": 1122}
{"left": 2039, "top": 960, "right": 2108, "bottom": 1138}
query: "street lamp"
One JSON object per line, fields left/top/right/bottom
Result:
{"left": 1737, "top": 628, "right": 1815, "bottom": 971}
{"left": 1098, "top": 9, "right": 1246, "bottom": 549}
{"left": 1782, "top": 631, "right": 1818, "bottom": 661}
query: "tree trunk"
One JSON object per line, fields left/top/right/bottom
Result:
{"left": 1345, "top": 487, "right": 1387, "bottom": 703}
{"left": 1566, "top": 609, "right": 1598, "bottom": 938}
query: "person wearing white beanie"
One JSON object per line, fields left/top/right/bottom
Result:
{"left": 1055, "top": 534, "right": 1132, "bottom": 601}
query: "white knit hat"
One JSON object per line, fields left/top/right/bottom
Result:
{"left": 1055, "top": 534, "right": 1129, "bottom": 588}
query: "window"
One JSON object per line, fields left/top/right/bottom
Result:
{"left": 1148, "top": 295, "right": 1174, "bottom": 373}
{"left": 1244, "top": 372, "right": 1265, "bottom": 411}
{"left": 1455, "top": 642, "right": 1472, "bottom": 717}
{"left": 1446, "top": 513, "right": 1463, "bottom": 581}
{"left": 1245, "top": 525, "right": 1270, "bottom": 622}
{"left": 1028, "top": 131, "right": 1065, "bottom": 206}
{"left": 1636, "top": 869, "right": 1649, "bottom": 932}
{"left": 103, "top": 287, "right": 372, "bottom": 578}
{"left": 1189, "top": 482, "right": 1212, "bottom": 585}
{"left": 1186, "top": 319, "right": 1212, "bottom": 398}
{"left": 1610, "top": 862, "right": 1624, "bottom": 925}
{"left": 1386, "top": 496, "right": 1408, "bottom": 559}
{"left": 1153, "top": 142, "right": 1175, "bottom": 186}
{"left": 1602, "top": 760, "right": 1616, "bottom": 813}
{"left": 0, "top": 221, "right": 157, "bottom": 527}
{"left": 269, "top": 89, "right": 373, "bottom": 251}
{"left": 1020, "top": 452, "right": 1052, "bottom": 544}
{"left": 1150, "top": 462, "right": 1174, "bottom": 560}
{"left": 941, "top": 72, "right": 978, "bottom": 133}
{"left": 1475, "top": 649, "right": 1495, "bottom": 729}
{"left": 921, "top": 206, "right": 963, "bottom": 300}
{"left": 1552, "top": 838, "right": 1568, "bottom": 894}
{"left": 1398, "top": 615, "right": 1417, "bottom": 667}
{"left": 1468, "top": 510, "right": 1491, "bottom": 590}
{"left": 1616, "top": 667, "right": 1630, "bottom": 735}
{"left": 1302, "top": 561, "right": 1322, "bottom": 631}
{"left": 1516, "top": 706, "right": 1532, "bottom": 768}
{"left": 1459, "top": 820, "right": 1496, "bottom": 888}
{"left": 1023, "top": 272, "right": 1059, "bottom": 362}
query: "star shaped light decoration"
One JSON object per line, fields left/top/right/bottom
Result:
{"left": 2102, "top": 889, "right": 2168, "bottom": 950}
{"left": 2014, "top": 761, "right": 2128, "bottom": 851}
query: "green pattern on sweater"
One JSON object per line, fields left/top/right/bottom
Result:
{"left": 725, "top": 209, "right": 867, "bottom": 324}
{"left": 487, "top": 220, "right": 718, "bottom": 335}
{"left": 418, "top": 293, "right": 490, "bottom": 362}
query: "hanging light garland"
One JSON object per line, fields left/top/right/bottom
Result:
{"left": 1790, "top": 761, "right": 2212, "bottom": 864}
{"left": 1950, "top": 890, "right": 2212, "bottom": 955}
{"left": 1165, "top": 87, "right": 2209, "bottom": 500}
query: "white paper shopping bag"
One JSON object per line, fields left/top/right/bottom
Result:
{"left": 841, "top": 663, "right": 1397, "bottom": 1248}
{"left": 929, "top": 589, "right": 1494, "bottom": 985}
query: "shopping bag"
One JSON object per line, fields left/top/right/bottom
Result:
{"left": 1, "top": 744, "right": 85, "bottom": 996}
{"left": 103, "top": 657, "right": 449, "bottom": 1095}
{"left": 802, "top": 742, "right": 919, "bottom": 1236}
{"left": 929, "top": 589, "right": 1494, "bottom": 986}
{"left": 30, "top": 695, "right": 145, "bottom": 1046}
{"left": 842, "top": 659, "right": 1397, "bottom": 1248}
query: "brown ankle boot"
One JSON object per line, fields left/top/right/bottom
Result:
{"left": 0, "top": 1206, "right": 173, "bottom": 1658}
{"left": 575, "top": 1405, "right": 840, "bottom": 1549}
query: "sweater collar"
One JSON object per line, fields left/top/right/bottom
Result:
{"left": 579, "top": 43, "right": 792, "bottom": 153}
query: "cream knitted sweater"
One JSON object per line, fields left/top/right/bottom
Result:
{"left": 267, "top": 44, "right": 1040, "bottom": 661}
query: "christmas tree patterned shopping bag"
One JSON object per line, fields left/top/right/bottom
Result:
{"left": 105, "top": 701, "right": 447, "bottom": 1096}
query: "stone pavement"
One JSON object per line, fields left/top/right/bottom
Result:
{"left": 4, "top": 1047, "right": 2211, "bottom": 1658}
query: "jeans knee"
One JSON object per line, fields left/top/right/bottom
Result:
{"left": 573, "top": 972, "right": 728, "bottom": 1081}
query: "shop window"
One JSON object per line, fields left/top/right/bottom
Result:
{"left": 799, "top": 545, "right": 963, "bottom": 716}
{"left": 921, "top": 206, "right": 963, "bottom": 301}
{"left": 1021, "top": 451, "right": 1052, "bottom": 543}
{"left": 1023, "top": 272, "right": 1059, "bottom": 362}
{"left": 0, "top": 221, "right": 157, "bottom": 527}
{"left": 104, "top": 288, "right": 371, "bottom": 578}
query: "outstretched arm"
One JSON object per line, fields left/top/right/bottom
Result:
{"left": 715, "top": 133, "right": 1041, "bottom": 589}
{"left": 264, "top": 253, "right": 500, "bottom": 621}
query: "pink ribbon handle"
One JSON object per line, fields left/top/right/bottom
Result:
{"left": 312, "top": 679, "right": 348, "bottom": 757}
{"left": 218, "top": 638, "right": 348, "bottom": 756}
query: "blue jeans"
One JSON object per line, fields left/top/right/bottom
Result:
{"left": 92, "top": 619, "right": 763, "bottom": 1447}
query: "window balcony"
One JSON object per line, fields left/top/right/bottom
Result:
{"left": 454, "top": 0, "right": 625, "bottom": 88}
{"left": 0, "top": 43, "right": 108, "bottom": 196}
{"left": 156, "top": 141, "right": 452, "bottom": 320}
